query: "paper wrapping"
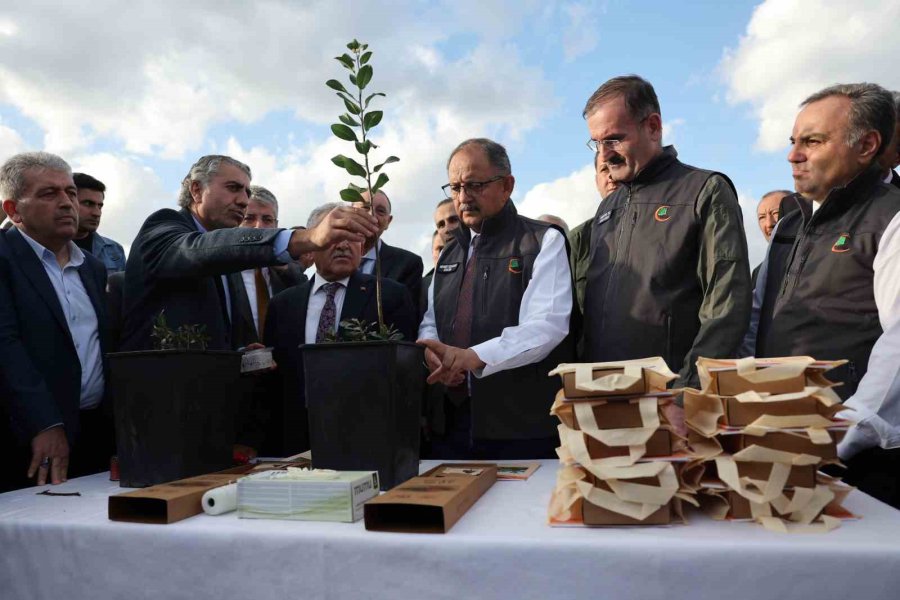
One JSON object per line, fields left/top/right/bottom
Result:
{"left": 549, "top": 357, "right": 676, "bottom": 397}
{"left": 548, "top": 463, "right": 684, "bottom": 524}
{"left": 696, "top": 356, "right": 846, "bottom": 396}
{"left": 202, "top": 482, "right": 238, "bottom": 516}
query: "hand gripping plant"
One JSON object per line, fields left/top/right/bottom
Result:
{"left": 326, "top": 39, "right": 401, "bottom": 341}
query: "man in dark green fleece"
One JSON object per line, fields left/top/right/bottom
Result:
{"left": 580, "top": 75, "right": 751, "bottom": 388}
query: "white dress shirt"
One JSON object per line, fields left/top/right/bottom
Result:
{"left": 19, "top": 230, "right": 105, "bottom": 410}
{"left": 304, "top": 274, "right": 351, "bottom": 344}
{"left": 240, "top": 267, "right": 272, "bottom": 336}
{"left": 418, "top": 227, "right": 572, "bottom": 378}
{"left": 839, "top": 210, "right": 900, "bottom": 458}
{"left": 359, "top": 238, "right": 382, "bottom": 275}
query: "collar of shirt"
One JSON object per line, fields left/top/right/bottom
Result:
{"left": 885, "top": 170, "right": 894, "bottom": 184}
{"left": 18, "top": 228, "right": 85, "bottom": 269}
{"left": 361, "top": 237, "right": 383, "bottom": 262}
{"left": 312, "top": 273, "right": 351, "bottom": 294}
{"left": 191, "top": 213, "right": 208, "bottom": 233}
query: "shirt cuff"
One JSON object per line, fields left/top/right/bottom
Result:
{"left": 470, "top": 340, "right": 501, "bottom": 378}
{"left": 273, "top": 229, "right": 293, "bottom": 264}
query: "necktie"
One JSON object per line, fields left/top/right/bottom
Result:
{"left": 315, "top": 282, "right": 342, "bottom": 343}
{"left": 448, "top": 236, "right": 479, "bottom": 403}
{"left": 254, "top": 267, "right": 270, "bottom": 337}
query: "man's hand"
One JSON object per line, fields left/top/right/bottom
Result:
{"left": 28, "top": 427, "right": 69, "bottom": 486}
{"left": 417, "top": 339, "right": 485, "bottom": 386}
{"left": 287, "top": 206, "right": 379, "bottom": 256}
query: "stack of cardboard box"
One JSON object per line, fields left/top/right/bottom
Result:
{"left": 684, "top": 357, "right": 856, "bottom": 532}
{"left": 547, "top": 358, "right": 695, "bottom": 526}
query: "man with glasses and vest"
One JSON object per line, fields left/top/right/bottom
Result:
{"left": 581, "top": 75, "right": 751, "bottom": 393}
{"left": 418, "top": 138, "right": 574, "bottom": 459}
{"left": 755, "top": 83, "right": 900, "bottom": 508}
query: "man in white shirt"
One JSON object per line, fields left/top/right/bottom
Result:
{"left": 418, "top": 138, "right": 574, "bottom": 459}
{"left": 0, "top": 152, "right": 112, "bottom": 491}
{"left": 261, "top": 202, "right": 416, "bottom": 454}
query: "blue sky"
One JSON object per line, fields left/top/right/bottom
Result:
{"left": 1, "top": 0, "right": 896, "bottom": 267}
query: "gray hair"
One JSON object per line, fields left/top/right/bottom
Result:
{"left": 0, "top": 152, "right": 72, "bottom": 201}
{"left": 801, "top": 83, "right": 896, "bottom": 156}
{"left": 583, "top": 74, "right": 661, "bottom": 121}
{"left": 307, "top": 201, "right": 344, "bottom": 229}
{"left": 446, "top": 138, "right": 511, "bottom": 175}
{"left": 177, "top": 155, "right": 252, "bottom": 208}
{"left": 249, "top": 185, "right": 278, "bottom": 214}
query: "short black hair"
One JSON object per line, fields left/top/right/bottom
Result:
{"left": 73, "top": 172, "right": 106, "bottom": 194}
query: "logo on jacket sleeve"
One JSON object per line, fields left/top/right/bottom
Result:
{"left": 508, "top": 257, "right": 523, "bottom": 274}
{"left": 832, "top": 233, "right": 851, "bottom": 253}
{"left": 654, "top": 205, "right": 672, "bottom": 222}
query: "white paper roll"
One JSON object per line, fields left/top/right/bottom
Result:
{"left": 202, "top": 483, "right": 237, "bottom": 516}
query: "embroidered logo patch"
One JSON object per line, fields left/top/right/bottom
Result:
{"left": 597, "top": 210, "right": 612, "bottom": 225}
{"left": 832, "top": 233, "right": 851, "bottom": 253}
{"left": 437, "top": 263, "right": 460, "bottom": 273}
{"left": 654, "top": 205, "right": 672, "bottom": 222}
{"left": 508, "top": 257, "right": 523, "bottom": 274}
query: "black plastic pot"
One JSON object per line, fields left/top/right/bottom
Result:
{"left": 301, "top": 340, "right": 425, "bottom": 490}
{"left": 109, "top": 350, "right": 242, "bottom": 487}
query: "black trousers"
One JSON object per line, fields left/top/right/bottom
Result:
{"left": 426, "top": 396, "right": 557, "bottom": 460}
{"left": 832, "top": 447, "right": 900, "bottom": 510}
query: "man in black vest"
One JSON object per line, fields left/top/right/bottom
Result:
{"left": 581, "top": 75, "right": 751, "bottom": 388}
{"left": 418, "top": 138, "right": 574, "bottom": 459}
{"left": 755, "top": 83, "right": 900, "bottom": 507}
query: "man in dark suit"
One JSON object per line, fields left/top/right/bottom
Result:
{"left": 120, "top": 155, "right": 380, "bottom": 352}
{"left": 262, "top": 202, "right": 417, "bottom": 455}
{"left": 354, "top": 191, "right": 423, "bottom": 314}
{"left": 878, "top": 91, "right": 900, "bottom": 189}
{"left": 0, "top": 152, "right": 111, "bottom": 491}
{"left": 419, "top": 230, "right": 444, "bottom": 322}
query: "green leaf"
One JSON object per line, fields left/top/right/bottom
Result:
{"left": 361, "top": 43, "right": 369, "bottom": 51}
{"left": 371, "top": 172, "right": 389, "bottom": 193}
{"left": 348, "top": 39, "right": 360, "bottom": 52}
{"left": 356, "top": 65, "right": 373, "bottom": 89}
{"left": 360, "top": 51, "right": 373, "bottom": 65}
{"left": 342, "top": 156, "right": 367, "bottom": 177}
{"left": 348, "top": 182, "right": 365, "bottom": 192}
{"left": 331, "top": 123, "right": 358, "bottom": 142}
{"left": 363, "top": 110, "right": 383, "bottom": 130}
{"left": 339, "top": 113, "right": 360, "bottom": 127}
{"left": 331, "top": 155, "right": 347, "bottom": 168}
{"left": 343, "top": 97, "right": 361, "bottom": 115}
{"left": 325, "top": 79, "right": 348, "bottom": 93}
{"left": 340, "top": 187, "right": 365, "bottom": 203}
{"left": 373, "top": 155, "right": 399, "bottom": 172}
{"left": 335, "top": 54, "right": 354, "bottom": 69}
{"left": 364, "top": 92, "right": 385, "bottom": 108}
{"left": 349, "top": 73, "right": 358, "bottom": 86}
{"left": 355, "top": 140, "right": 372, "bottom": 154}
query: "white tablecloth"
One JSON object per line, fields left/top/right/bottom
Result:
{"left": 2, "top": 460, "right": 899, "bottom": 600}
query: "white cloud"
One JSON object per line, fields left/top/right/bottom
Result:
{"left": 720, "top": 0, "right": 900, "bottom": 152}
{"left": 68, "top": 153, "right": 170, "bottom": 254}
{"left": 662, "top": 118, "right": 685, "bottom": 147}
{"left": 561, "top": 2, "right": 602, "bottom": 62}
{"left": 0, "top": 1, "right": 558, "bottom": 159}
{"left": 516, "top": 162, "right": 599, "bottom": 231}
{"left": 0, "top": 117, "right": 25, "bottom": 160}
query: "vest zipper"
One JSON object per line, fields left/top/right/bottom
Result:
{"left": 481, "top": 265, "right": 490, "bottom": 313}
{"left": 665, "top": 312, "right": 673, "bottom": 369}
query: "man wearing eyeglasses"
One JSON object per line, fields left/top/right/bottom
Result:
{"left": 581, "top": 75, "right": 751, "bottom": 389}
{"left": 417, "top": 138, "right": 574, "bottom": 459}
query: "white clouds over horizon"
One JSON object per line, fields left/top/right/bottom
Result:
{"left": 720, "top": 0, "right": 900, "bottom": 152}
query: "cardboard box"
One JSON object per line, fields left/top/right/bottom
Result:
{"left": 364, "top": 464, "right": 496, "bottom": 533}
{"left": 701, "top": 358, "right": 842, "bottom": 397}
{"left": 556, "top": 396, "right": 671, "bottom": 430}
{"left": 723, "top": 395, "right": 833, "bottom": 427}
{"left": 736, "top": 461, "right": 816, "bottom": 487}
{"left": 109, "top": 473, "right": 243, "bottom": 524}
{"left": 237, "top": 470, "right": 379, "bottom": 522}
{"left": 108, "top": 459, "right": 311, "bottom": 524}
{"left": 719, "top": 430, "right": 845, "bottom": 460}
{"left": 581, "top": 477, "right": 674, "bottom": 525}
{"left": 584, "top": 428, "right": 673, "bottom": 460}
{"left": 710, "top": 368, "right": 807, "bottom": 396}
{"left": 562, "top": 368, "right": 652, "bottom": 399}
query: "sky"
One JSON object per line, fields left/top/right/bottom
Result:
{"left": 1, "top": 0, "right": 898, "bottom": 269}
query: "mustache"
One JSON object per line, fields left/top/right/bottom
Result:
{"left": 459, "top": 203, "right": 480, "bottom": 212}
{"left": 606, "top": 155, "right": 626, "bottom": 166}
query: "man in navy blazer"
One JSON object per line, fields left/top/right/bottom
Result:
{"left": 261, "top": 202, "right": 417, "bottom": 455}
{"left": 119, "top": 155, "right": 380, "bottom": 352}
{"left": 0, "top": 152, "right": 111, "bottom": 491}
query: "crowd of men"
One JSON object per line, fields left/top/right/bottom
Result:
{"left": 1, "top": 75, "right": 899, "bottom": 509}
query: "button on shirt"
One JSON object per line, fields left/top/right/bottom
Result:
{"left": 19, "top": 230, "right": 104, "bottom": 410}
{"left": 304, "top": 274, "right": 351, "bottom": 344}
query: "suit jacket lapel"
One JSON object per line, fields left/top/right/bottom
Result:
{"left": 6, "top": 228, "right": 71, "bottom": 338}
{"left": 341, "top": 271, "right": 374, "bottom": 324}
{"left": 227, "top": 271, "right": 258, "bottom": 346}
